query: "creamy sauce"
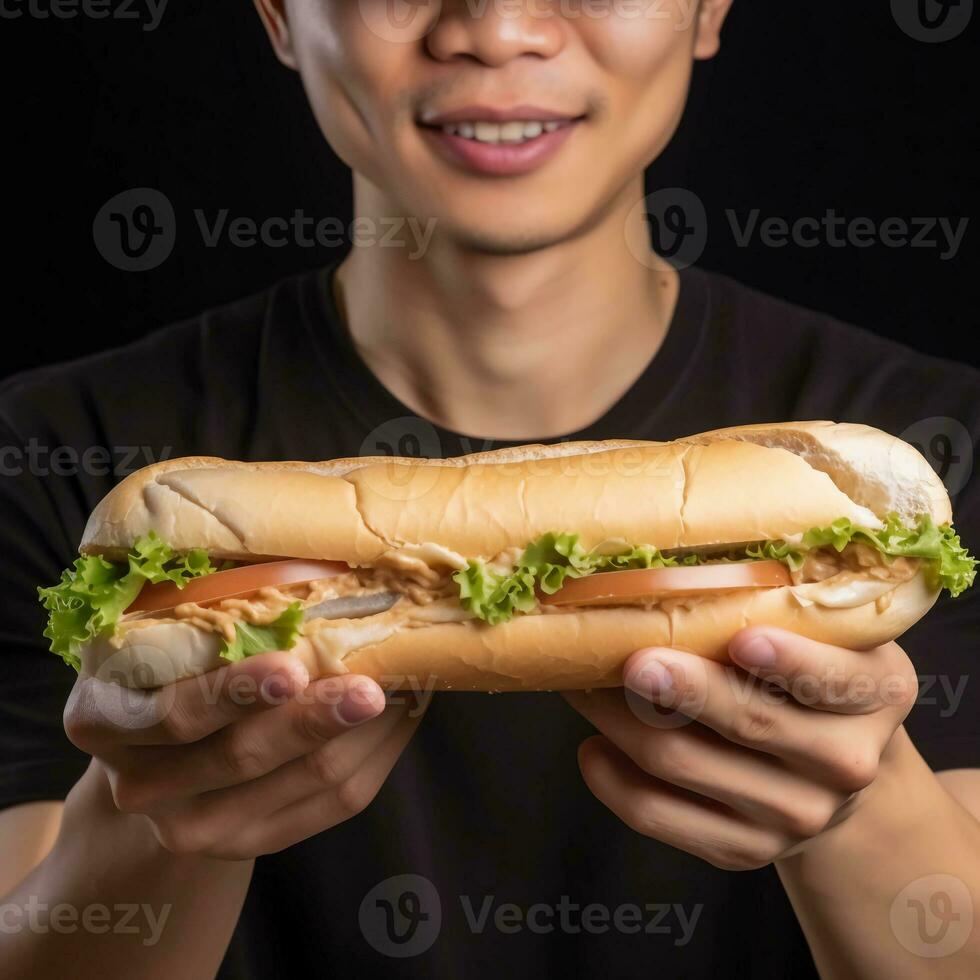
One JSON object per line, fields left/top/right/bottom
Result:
{"left": 304, "top": 598, "right": 476, "bottom": 666}
{"left": 790, "top": 574, "right": 905, "bottom": 610}
{"left": 376, "top": 542, "right": 469, "bottom": 573}
{"left": 116, "top": 541, "right": 924, "bottom": 661}
{"left": 791, "top": 543, "right": 919, "bottom": 586}
{"left": 484, "top": 547, "right": 523, "bottom": 576}
{"left": 354, "top": 566, "right": 454, "bottom": 604}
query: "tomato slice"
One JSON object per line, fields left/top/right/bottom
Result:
{"left": 539, "top": 560, "right": 792, "bottom": 607}
{"left": 126, "top": 559, "right": 350, "bottom": 614}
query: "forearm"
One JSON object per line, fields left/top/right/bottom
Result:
{"left": 776, "top": 727, "right": 980, "bottom": 979}
{"left": 0, "top": 760, "right": 254, "bottom": 980}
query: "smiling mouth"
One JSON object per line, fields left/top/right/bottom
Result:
{"left": 415, "top": 105, "right": 589, "bottom": 176}
{"left": 422, "top": 118, "right": 579, "bottom": 146}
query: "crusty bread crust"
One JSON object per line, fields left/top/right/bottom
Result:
{"left": 78, "top": 421, "right": 943, "bottom": 563}
{"left": 679, "top": 421, "right": 950, "bottom": 526}
{"left": 74, "top": 423, "right": 951, "bottom": 690}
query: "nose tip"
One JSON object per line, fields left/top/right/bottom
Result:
{"left": 425, "top": 2, "right": 566, "bottom": 66}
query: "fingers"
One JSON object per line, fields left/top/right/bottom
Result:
{"left": 66, "top": 652, "right": 311, "bottom": 753}
{"left": 577, "top": 735, "right": 794, "bottom": 871}
{"left": 728, "top": 628, "right": 918, "bottom": 716}
{"left": 621, "top": 648, "right": 887, "bottom": 792}
{"left": 106, "top": 675, "right": 388, "bottom": 809}
{"left": 144, "top": 700, "right": 424, "bottom": 857}
{"left": 563, "top": 634, "right": 916, "bottom": 866}
{"left": 209, "top": 704, "right": 424, "bottom": 859}
{"left": 564, "top": 688, "right": 849, "bottom": 839}
{"left": 200, "top": 697, "right": 415, "bottom": 822}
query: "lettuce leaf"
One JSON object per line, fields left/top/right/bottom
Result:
{"left": 219, "top": 602, "right": 304, "bottom": 663}
{"left": 744, "top": 540, "right": 807, "bottom": 571}
{"left": 453, "top": 515, "right": 977, "bottom": 625}
{"left": 38, "top": 532, "right": 216, "bottom": 670}
{"left": 799, "top": 514, "right": 976, "bottom": 598}
{"left": 453, "top": 533, "right": 683, "bottom": 626}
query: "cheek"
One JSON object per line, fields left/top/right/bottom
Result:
{"left": 585, "top": 16, "right": 695, "bottom": 155}
{"left": 285, "top": 3, "right": 414, "bottom": 178}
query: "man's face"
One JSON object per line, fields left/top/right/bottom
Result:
{"left": 260, "top": 0, "right": 731, "bottom": 255}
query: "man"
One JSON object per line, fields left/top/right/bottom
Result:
{"left": 1, "top": 1, "right": 978, "bottom": 977}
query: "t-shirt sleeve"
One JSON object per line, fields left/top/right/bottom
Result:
{"left": 899, "top": 455, "right": 980, "bottom": 773}
{"left": 0, "top": 418, "right": 90, "bottom": 811}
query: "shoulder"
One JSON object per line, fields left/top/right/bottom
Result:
{"left": 701, "top": 267, "right": 978, "bottom": 379}
{"left": 693, "top": 266, "right": 980, "bottom": 419}
{"left": 0, "top": 270, "right": 314, "bottom": 440}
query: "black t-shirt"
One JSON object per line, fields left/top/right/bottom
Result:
{"left": 2, "top": 263, "right": 978, "bottom": 979}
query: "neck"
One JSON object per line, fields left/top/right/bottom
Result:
{"left": 333, "top": 175, "right": 679, "bottom": 441}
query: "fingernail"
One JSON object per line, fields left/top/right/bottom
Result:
{"left": 263, "top": 674, "right": 294, "bottom": 700}
{"left": 337, "top": 683, "right": 383, "bottom": 725}
{"left": 734, "top": 635, "right": 777, "bottom": 667}
{"left": 626, "top": 654, "right": 675, "bottom": 700}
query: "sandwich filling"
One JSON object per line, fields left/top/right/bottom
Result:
{"left": 39, "top": 513, "right": 976, "bottom": 671}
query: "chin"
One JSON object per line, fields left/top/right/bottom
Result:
{"left": 419, "top": 205, "right": 597, "bottom": 257}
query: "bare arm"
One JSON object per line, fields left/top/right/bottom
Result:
{"left": 0, "top": 651, "right": 426, "bottom": 979}
{"left": 776, "top": 731, "right": 980, "bottom": 979}
{"left": 936, "top": 769, "right": 980, "bottom": 819}
{"left": 1, "top": 763, "right": 254, "bottom": 979}
{"left": 565, "top": 628, "right": 980, "bottom": 980}
{"left": 0, "top": 801, "right": 62, "bottom": 897}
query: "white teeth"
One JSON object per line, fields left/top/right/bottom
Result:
{"left": 474, "top": 121, "right": 501, "bottom": 144}
{"left": 499, "top": 121, "right": 526, "bottom": 143}
{"left": 439, "top": 120, "right": 566, "bottom": 145}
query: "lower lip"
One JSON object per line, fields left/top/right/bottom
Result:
{"left": 420, "top": 122, "right": 580, "bottom": 177}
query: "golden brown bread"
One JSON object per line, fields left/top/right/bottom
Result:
{"left": 76, "top": 422, "right": 951, "bottom": 690}
{"left": 82, "top": 421, "right": 946, "bottom": 562}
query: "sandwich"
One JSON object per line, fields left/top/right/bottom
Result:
{"left": 39, "top": 421, "right": 976, "bottom": 691}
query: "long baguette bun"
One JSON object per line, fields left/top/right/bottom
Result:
{"left": 76, "top": 422, "right": 951, "bottom": 690}
{"left": 82, "top": 423, "right": 939, "bottom": 562}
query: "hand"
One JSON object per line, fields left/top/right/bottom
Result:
{"left": 563, "top": 627, "right": 919, "bottom": 870}
{"left": 64, "top": 652, "right": 428, "bottom": 861}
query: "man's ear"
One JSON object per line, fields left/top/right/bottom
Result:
{"left": 693, "top": 0, "right": 735, "bottom": 60}
{"left": 253, "top": 0, "right": 297, "bottom": 69}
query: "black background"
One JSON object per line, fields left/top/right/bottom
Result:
{"left": 4, "top": 2, "right": 977, "bottom": 380}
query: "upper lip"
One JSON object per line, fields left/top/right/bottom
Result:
{"left": 418, "top": 104, "right": 585, "bottom": 126}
